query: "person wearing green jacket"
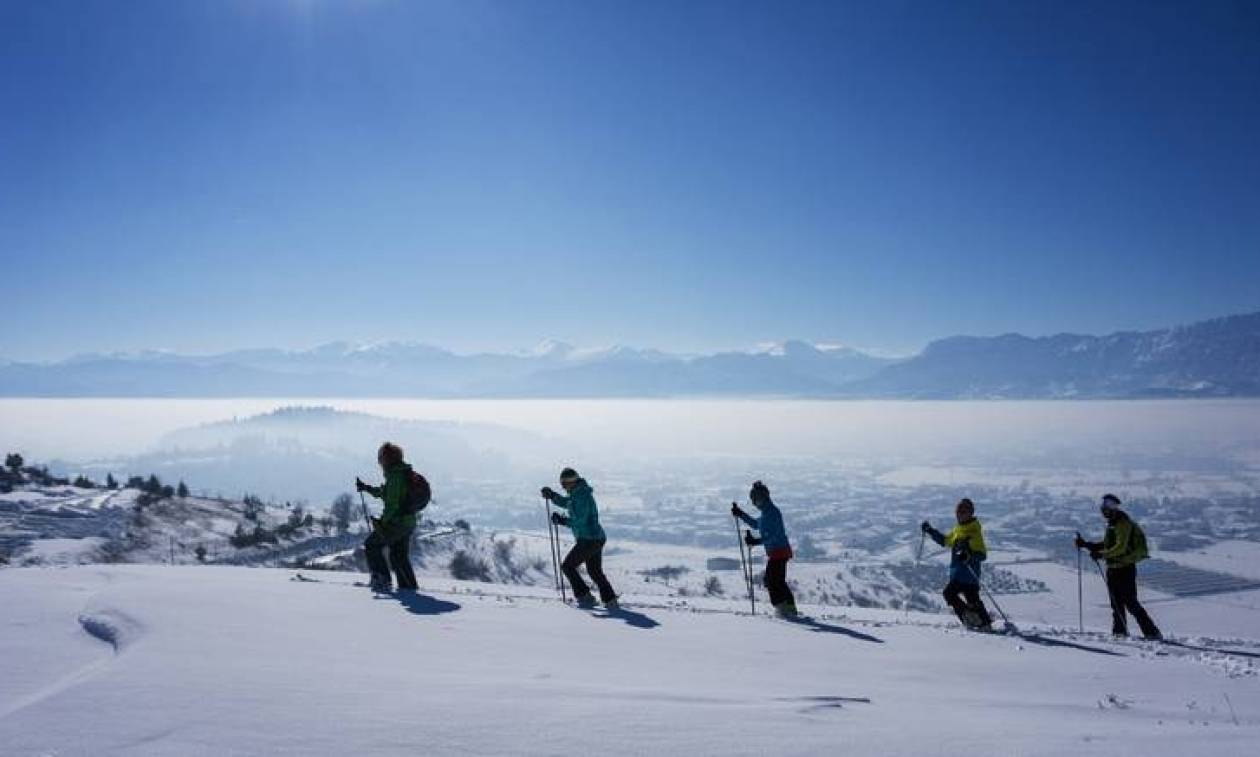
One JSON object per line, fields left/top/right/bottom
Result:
{"left": 541, "top": 467, "right": 618, "bottom": 609}
{"left": 355, "top": 442, "right": 419, "bottom": 593}
{"left": 1075, "top": 494, "right": 1161, "bottom": 639}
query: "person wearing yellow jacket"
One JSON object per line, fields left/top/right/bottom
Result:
{"left": 922, "top": 498, "right": 993, "bottom": 631}
{"left": 1075, "top": 494, "right": 1162, "bottom": 639}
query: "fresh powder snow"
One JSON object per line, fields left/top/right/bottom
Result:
{"left": 1, "top": 564, "right": 1256, "bottom": 756}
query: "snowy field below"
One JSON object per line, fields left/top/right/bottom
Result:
{"left": 2, "top": 566, "right": 1259, "bottom": 756}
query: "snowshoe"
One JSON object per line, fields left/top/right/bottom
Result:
{"left": 774, "top": 601, "right": 800, "bottom": 619}
{"left": 958, "top": 608, "right": 983, "bottom": 629}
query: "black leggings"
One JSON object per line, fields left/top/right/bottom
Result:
{"left": 1105, "top": 564, "right": 1160, "bottom": 637}
{"left": 943, "top": 581, "right": 992, "bottom": 627}
{"left": 764, "top": 557, "right": 795, "bottom": 607}
{"left": 562, "top": 538, "right": 617, "bottom": 602}
{"left": 365, "top": 524, "right": 417, "bottom": 590}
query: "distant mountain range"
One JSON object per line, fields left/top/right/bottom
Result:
{"left": 3, "top": 311, "right": 1258, "bottom": 398}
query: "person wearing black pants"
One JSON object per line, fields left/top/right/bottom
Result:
{"left": 1075, "top": 494, "right": 1161, "bottom": 639}
{"left": 923, "top": 498, "right": 993, "bottom": 631}
{"left": 356, "top": 442, "right": 421, "bottom": 592}
{"left": 542, "top": 467, "right": 619, "bottom": 609}
{"left": 732, "top": 481, "right": 797, "bottom": 618}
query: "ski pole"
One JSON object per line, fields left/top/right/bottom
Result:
{"left": 1075, "top": 533, "right": 1084, "bottom": 633}
{"left": 964, "top": 562, "right": 1015, "bottom": 632}
{"left": 543, "top": 496, "right": 564, "bottom": 601}
{"left": 358, "top": 491, "right": 373, "bottom": 534}
{"left": 553, "top": 517, "right": 568, "bottom": 603}
{"left": 1088, "top": 554, "right": 1108, "bottom": 584}
{"left": 906, "top": 529, "right": 927, "bottom": 620}
{"left": 732, "top": 508, "right": 755, "bottom": 615}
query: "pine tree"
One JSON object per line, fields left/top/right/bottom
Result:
{"left": 330, "top": 493, "right": 353, "bottom": 534}
{"left": 106, "top": 473, "right": 118, "bottom": 489}
{"left": 5, "top": 453, "right": 23, "bottom": 473}
{"left": 177, "top": 481, "right": 189, "bottom": 498}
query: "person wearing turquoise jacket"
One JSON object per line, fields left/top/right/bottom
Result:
{"left": 731, "top": 480, "right": 797, "bottom": 618}
{"left": 541, "top": 467, "right": 618, "bottom": 609}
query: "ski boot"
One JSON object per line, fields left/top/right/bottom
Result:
{"left": 601, "top": 596, "right": 620, "bottom": 610}
{"left": 368, "top": 573, "right": 393, "bottom": 593}
{"left": 575, "top": 594, "right": 598, "bottom": 609}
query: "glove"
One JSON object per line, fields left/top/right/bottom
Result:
{"left": 920, "top": 520, "right": 931, "bottom": 533}
{"left": 731, "top": 503, "right": 745, "bottom": 518}
{"left": 1089, "top": 548, "right": 1102, "bottom": 561}
{"left": 1073, "top": 535, "right": 1087, "bottom": 550}
{"left": 355, "top": 477, "right": 369, "bottom": 493}
{"left": 370, "top": 516, "right": 381, "bottom": 532}
{"left": 540, "top": 486, "right": 556, "bottom": 500}
{"left": 744, "top": 530, "right": 761, "bottom": 547}
{"left": 550, "top": 512, "right": 569, "bottom": 527}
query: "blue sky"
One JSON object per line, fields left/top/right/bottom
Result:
{"left": 2, "top": 0, "right": 1257, "bottom": 360}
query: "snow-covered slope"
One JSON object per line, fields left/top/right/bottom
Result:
{"left": 1, "top": 565, "right": 1257, "bottom": 756}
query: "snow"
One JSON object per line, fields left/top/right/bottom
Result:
{"left": 14, "top": 537, "right": 106, "bottom": 565}
{"left": 1, "top": 565, "right": 1257, "bottom": 756}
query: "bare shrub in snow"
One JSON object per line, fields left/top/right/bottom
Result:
{"left": 450, "top": 550, "right": 492, "bottom": 582}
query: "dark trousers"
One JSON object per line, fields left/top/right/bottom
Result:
{"left": 365, "top": 524, "right": 417, "bottom": 590}
{"left": 765, "top": 557, "right": 796, "bottom": 607}
{"left": 943, "top": 581, "right": 992, "bottom": 627}
{"left": 1105, "top": 564, "right": 1160, "bottom": 637}
{"left": 562, "top": 538, "right": 616, "bottom": 602}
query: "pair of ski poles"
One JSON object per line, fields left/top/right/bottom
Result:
{"left": 732, "top": 506, "right": 756, "bottom": 616}
{"left": 543, "top": 495, "right": 568, "bottom": 603}
{"left": 1075, "top": 532, "right": 1113, "bottom": 632}
{"left": 358, "top": 491, "right": 373, "bottom": 533}
{"left": 905, "top": 529, "right": 927, "bottom": 621}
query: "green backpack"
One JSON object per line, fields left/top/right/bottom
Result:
{"left": 1128, "top": 521, "right": 1150, "bottom": 562}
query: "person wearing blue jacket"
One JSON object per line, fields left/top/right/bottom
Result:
{"left": 731, "top": 480, "right": 797, "bottom": 618}
{"left": 541, "top": 467, "right": 618, "bottom": 609}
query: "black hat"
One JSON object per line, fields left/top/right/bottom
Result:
{"left": 750, "top": 480, "right": 770, "bottom": 502}
{"left": 559, "top": 467, "right": 579, "bottom": 483}
{"left": 1101, "top": 493, "right": 1121, "bottom": 508}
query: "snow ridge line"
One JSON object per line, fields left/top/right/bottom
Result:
{"left": 77, "top": 610, "right": 143, "bottom": 653}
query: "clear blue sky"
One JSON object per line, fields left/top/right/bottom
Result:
{"left": 2, "top": 0, "right": 1257, "bottom": 360}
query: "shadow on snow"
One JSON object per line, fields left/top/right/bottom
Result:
{"left": 788, "top": 617, "right": 884, "bottom": 644}
{"left": 589, "top": 606, "right": 661, "bottom": 629}
{"left": 379, "top": 590, "right": 462, "bottom": 617}
{"left": 1017, "top": 633, "right": 1124, "bottom": 657}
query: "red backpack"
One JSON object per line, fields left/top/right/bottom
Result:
{"left": 401, "top": 470, "right": 431, "bottom": 516}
